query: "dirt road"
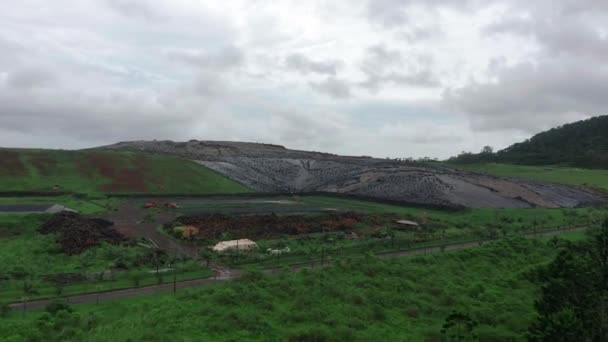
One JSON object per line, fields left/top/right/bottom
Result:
{"left": 9, "top": 226, "right": 587, "bottom": 311}
{"left": 101, "top": 201, "right": 198, "bottom": 257}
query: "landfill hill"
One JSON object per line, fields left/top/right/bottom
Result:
{"left": 102, "top": 140, "right": 607, "bottom": 209}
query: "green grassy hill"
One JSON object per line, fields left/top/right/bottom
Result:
{"left": 0, "top": 148, "right": 250, "bottom": 194}
{"left": 449, "top": 115, "right": 608, "bottom": 168}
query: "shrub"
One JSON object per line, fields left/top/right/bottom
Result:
{"left": 45, "top": 300, "right": 73, "bottom": 315}
{"left": 0, "top": 302, "right": 11, "bottom": 318}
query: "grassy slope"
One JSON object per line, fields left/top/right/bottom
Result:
{"left": 2, "top": 237, "right": 558, "bottom": 340}
{"left": 0, "top": 148, "right": 249, "bottom": 194}
{"left": 445, "top": 163, "right": 608, "bottom": 191}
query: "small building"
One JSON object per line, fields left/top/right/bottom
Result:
{"left": 212, "top": 239, "right": 258, "bottom": 253}
{"left": 396, "top": 220, "right": 420, "bottom": 228}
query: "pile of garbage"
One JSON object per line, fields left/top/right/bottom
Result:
{"left": 39, "top": 211, "right": 125, "bottom": 255}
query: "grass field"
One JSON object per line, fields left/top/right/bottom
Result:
{"left": 1, "top": 237, "right": 564, "bottom": 340}
{"left": 0, "top": 148, "right": 250, "bottom": 194}
{"left": 446, "top": 163, "right": 608, "bottom": 191}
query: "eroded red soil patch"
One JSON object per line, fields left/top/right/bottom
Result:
{"left": 76, "top": 152, "right": 149, "bottom": 192}
{"left": 0, "top": 150, "right": 27, "bottom": 177}
{"left": 29, "top": 154, "right": 57, "bottom": 177}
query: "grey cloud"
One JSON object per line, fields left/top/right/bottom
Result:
{"left": 0, "top": 36, "right": 26, "bottom": 68}
{"left": 362, "top": 45, "right": 403, "bottom": 73}
{"left": 6, "top": 68, "right": 56, "bottom": 89}
{"left": 444, "top": 0, "right": 608, "bottom": 133}
{"left": 285, "top": 53, "right": 343, "bottom": 76}
{"left": 360, "top": 45, "right": 439, "bottom": 91}
{"left": 485, "top": 4, "right": 608, "bottom": 63}
{"left": 105, "top": 0, "right": 165, "bottom": 21}
{"left": 168, "top": 46, "right": 244, "bottom": 71}
{"left": 269, "top": 109, "right": 350, "bottom": 150}
{"left": 443, "top": 57, "right": 607, "bottom": 132}
{"left": 400, "top": 26, "right": 443, "bottom": 43}
{"left": 309, "top": 77, "right": 351, "bottom": 99}
{"left": 366, "top": 0, "right": 473, "bottom": 28}
{"left": 0, "top": 74, "right": 242, "bottom": 149}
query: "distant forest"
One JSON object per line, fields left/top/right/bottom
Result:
{"left": 449, "top": 116, "right": 608, "bottom": 168}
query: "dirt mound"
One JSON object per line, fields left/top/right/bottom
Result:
{"left": 172, "top": 212, "right": 364, "bottom": 240}
{"left": 39, "top": 212, "right": 125, "bottom": 255}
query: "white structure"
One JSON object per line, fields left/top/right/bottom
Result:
{"left": 212, "top": 239, "right": 257, "bottom": 252}
{"left": 396, "top": 220, "right": 420, "bottom": 228}
{"left": 46, "top": 204, "right": 77, "bottom": 214}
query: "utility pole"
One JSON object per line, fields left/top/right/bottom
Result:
{"left": 173, "top": 249, "right": 177, "bottom": 294}
{"left": 321, "top": 227, "right": 326, "bottom": 267}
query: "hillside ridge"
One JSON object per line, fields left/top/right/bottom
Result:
{"left": 101, "top": 140, "right": 607, "bottom": 209}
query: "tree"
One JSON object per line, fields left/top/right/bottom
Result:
{"left": 130, "top": 272, "right": 142, "bottom": 288}
{"left": 528, "top": 219, "right": 608, "bottom": 341}
{"left": 481, "top": 146, "right": 494, "bottom": 154}
{"left": 10, "top": 266, "right": 29, "bottom": 288}
{"left": 0, "top": 302, "right": 11, "bottom": 318}
{"left": 441, "top": 311, "right": 478, "bottom": 341}
{"left": 384, "top": 228, "right": 396, "bottom": 249}
{"left": 199, "top": 247, "right": 214, "bottom": 268}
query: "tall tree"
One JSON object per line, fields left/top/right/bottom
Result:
{"left": 528, "top": 219, "right": 608, "bottom": 341}
{"left": 441, "top": 311, "right": 478, "bottom": 341}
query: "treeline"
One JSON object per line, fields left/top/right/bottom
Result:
{"left": 449, "top": 115, "right": 608, "bottom": 168}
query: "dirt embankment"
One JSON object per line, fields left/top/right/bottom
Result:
{"left": 171, "top": 212, "right": 378, "bottom": 240}
{"left": 102, "top": 140, "right": 608, "bottom": 209}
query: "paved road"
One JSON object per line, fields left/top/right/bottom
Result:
{"left": 9, "top": 226, "right": 587, "bottom": 311}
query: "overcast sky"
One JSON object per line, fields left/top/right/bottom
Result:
{"left": 1, "top": 0, "right": 606, "bottom": 158}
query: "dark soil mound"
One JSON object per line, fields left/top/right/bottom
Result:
{"left": 39, "top": 212, "right": 125, "bottom": 255}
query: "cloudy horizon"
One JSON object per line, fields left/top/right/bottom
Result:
{"left": 1, "top": 0, "right": 606, "bottom": 159}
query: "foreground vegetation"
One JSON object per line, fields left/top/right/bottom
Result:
{"left": 1, "top": 236, "right": 563, "bottom": 340}
{"left": 528, "top": 220, "right": 608, "bottom": 340}
{"left": 0, "top": 148, "right": 249, "bottom": 194}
